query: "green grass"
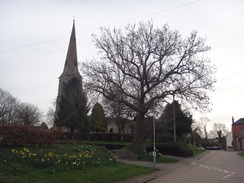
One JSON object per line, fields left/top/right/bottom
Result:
{"left": 187, "top": 144, "right": 205, "bottom": 156}
{"left": 120, "top": 143, "right": 178, "bottom": 163}
{"left": 0, "top": 144, "right": 156, "bottom": 183}
{"left": 187, "top": 144, "right": 196, "bottom": 148}
{"left": 238, "top": 152, "right": 244, "bottom": 158}
{"left": 134, "top": 150, "right": 178, "bottom": 163}
{"left": 0, "top": 163, "right": 156, "bottom": 183}
{"left": 193, "top": 149, "right": 205, "bottom": 156}
{"left": 90, "top": 141, "right": 178, "bottom": 163}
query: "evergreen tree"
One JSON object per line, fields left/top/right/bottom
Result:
{"left": 89, "top": 103, "right": 107, "bottom": 132}
{"left": 160, "top": 101, "right": 192, "bottom": 137}
{"left": 55, "top": 77, "right": 88, "bottom": 132}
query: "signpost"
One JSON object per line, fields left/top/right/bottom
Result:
{"left": 153, "top": 101, "right": 156, "bottom": 168}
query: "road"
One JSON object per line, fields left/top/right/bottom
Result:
{"left": 149, "top": 150, "right": 244, "bottom": 183}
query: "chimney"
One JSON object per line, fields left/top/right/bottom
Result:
{"left": 232, "top": 116, "right": 234, "bottom": 124}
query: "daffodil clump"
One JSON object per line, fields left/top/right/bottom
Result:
{"left": 2, "top": 145, "right": 117, "bottom": 171}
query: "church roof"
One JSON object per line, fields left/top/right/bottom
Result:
{"left": 232, "top": 118, "right": 244, "bottom": 125}
{"left": 59, "top": 20, "right": 81, "bottom": 79}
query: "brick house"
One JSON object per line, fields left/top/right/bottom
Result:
{"left": 232, "top": 118, "right": 244, "bottom": 151}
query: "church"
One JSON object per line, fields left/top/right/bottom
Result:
{"left": 53, "top": 21, "right": 134, "bottom": 135}
{"left": 54, "top": 21, "right": 87, "bottom": 133}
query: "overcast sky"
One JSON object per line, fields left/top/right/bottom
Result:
{"left": 0, "top": 0, "right": 243, "bottom": 131}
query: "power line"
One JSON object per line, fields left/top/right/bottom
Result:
{"left": 96, "top": 0, "right": 202, "bottom": 28}
{"left": 0, "top": 0, "right": 202, "bottom": 53}
{"left": 217, "top": 70, "right": 244, "bottom": 83}
{"left": 0, "top": 36, "right": 68, "bottom": 53}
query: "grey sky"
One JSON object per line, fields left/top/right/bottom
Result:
{"left": 0, "top": 0, "right": 243, "bottom": 131}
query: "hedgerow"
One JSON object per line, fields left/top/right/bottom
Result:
{"left": 146, "top": 142, "right": 193, "bottom": 157}
{"left": 0, "top": 124, "right": 62, "bottom": 146}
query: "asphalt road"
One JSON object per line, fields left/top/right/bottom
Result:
{"left": 148, "top": 150, "right": 244, "bottom": 183}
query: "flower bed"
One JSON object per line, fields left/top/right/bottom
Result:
{"left": 1, "top": 145, "right": 117, "bottom": 173}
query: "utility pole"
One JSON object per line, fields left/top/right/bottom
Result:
{"left": 153, "top": 100, "right": 156, "bottom": 168}
{"left": 204, "top": 125, "right": 207, "bottom": 145}
{"left": 173, "top": 95, "right": 176, "bottom": 142}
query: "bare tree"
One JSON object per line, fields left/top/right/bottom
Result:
{"left": 15, "top": 102, "right": 42, "bottom": 126}
{"left": 102, "top": 93, "right": 135, "bottom": 133}
{"left": 209, "top": 123, "right": 229, "bottom": 143}
{"left": 191, "top": 119, "right": 205, "bottom": 146}
{"left": 200, "top": 116, "right": 210, "bottom": 144}
{"left": 45, "top": 107, "right": 55, "bottom": 128}
{"left": 0, "top": 88, "right": 18, "bottom": 123}
{"left": 191, "top": 120, "right": 204, "bottom": 138}
{"left": 82, "top": 21, "right": 216, "bottom": 150}
{"left": 0, "top": 88, "right": 43, "bottom": 126}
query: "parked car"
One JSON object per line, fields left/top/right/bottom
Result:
{"left": 206, "top": 146, "right": 222, "bottom": 150}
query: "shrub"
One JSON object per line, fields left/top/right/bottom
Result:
{"left": 96, "top": 144, "right": 126, "bottom": 150}
{"left": 146, "top": 142, "right": 193, "bottom": 157}
{"left": 61, "top": 132, "right": 133, "bottom": 142}
{"left": 156, "top": 133, "right": 174, "bottom": 142}
{"left": 0, "top": 124, "right": 62, "bottom": 146}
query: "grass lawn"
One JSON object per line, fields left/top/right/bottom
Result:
{"left": 0, "top": 163, "right": 156, "bottom": 183}
{"left": 0, "top": 144, "right": 156, "bottom": 183}
{"left": 238, "top": 152, "right": 244, "bottom": 158}
{"left": 133, "top": 143, "right": 205, "bottom": 162}
{"left": 187, "top": 144, "right": 205, "bottom": 156}
{"left": 87, "top": 141, "right": 179, "bottom": 163}
{"left": 134, "top": 150, "right": 179, "bottom": 163}
{"left": 192, "top": 149, "right": 205, "bottom": 156}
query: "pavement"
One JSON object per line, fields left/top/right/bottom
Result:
{"left": 115, "top": 151, "right": 209, "bottom": 183}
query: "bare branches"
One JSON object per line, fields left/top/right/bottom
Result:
{"left": 82, "top": 21, "right": 216, "bottom": 150}
{"left": 82, "top": 21, "right": 216, "bottom": 114}
{"left": 0, "top": 88, "right": 43, "bottom": 125}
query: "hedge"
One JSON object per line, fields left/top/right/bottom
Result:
{"left": 61, "top": 132, "right": 133, "bottom": 142}
{"left": 0, "top": 124, "right": 62, "bottom": 146}
{"left": 146, "top": 142, "right": 193, "bottom": 157}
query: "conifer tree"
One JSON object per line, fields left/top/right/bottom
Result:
{"left": 55, "top": 77, "right": 88, "bottom": 132}
{"left": 160, "top": 101, "right": 193, "bottom": 137}
{"left": 89, "top": 103, "right": 107, "bottom": 132}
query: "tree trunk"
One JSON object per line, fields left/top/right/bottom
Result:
{"left": 133, "top": 112, "right": 145, "bottom": 151}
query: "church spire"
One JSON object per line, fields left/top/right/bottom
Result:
{"left": 60, "top": 20, "right": 81, "bottom": 78}
{"left": 54, "top": 21, "right": 84, "bottom": 132}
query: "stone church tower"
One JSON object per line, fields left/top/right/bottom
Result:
{"left": 54, "top": 21, "right": 83, "bottom": 132}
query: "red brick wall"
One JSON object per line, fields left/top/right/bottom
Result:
{"left": 232, "top": 124, "right": 244, "bottom": 150}
{"left": 241, "top": 138, "right": 244, "bottom": 151}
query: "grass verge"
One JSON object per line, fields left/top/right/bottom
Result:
{"left": 238, "top": 152, "right": 244, "bottom": 158}
{"left": 187, "top": 144, "right": 205, "bottom": 156}
{"left": 0, "top": 163, "right": 156, "bottom": 183}
{"left": 0, "top": 144, "right": 156, "bottom": 183}
{"left": 134, "top": 150, "right": 179, "bottom": 163}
